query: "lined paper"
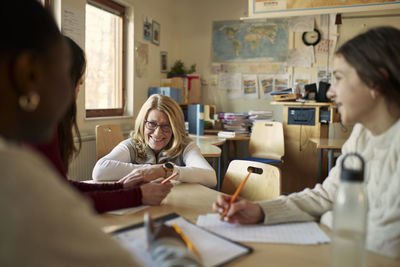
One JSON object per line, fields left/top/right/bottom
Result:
{"left": 113, "top": 216, "right": 250, "bottom": 267}
{"left": 197, "top": 213, "right": 330, "bottom": 245}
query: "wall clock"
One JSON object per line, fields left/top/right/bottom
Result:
{"left": 302, "top": 29, "right": 321, "bottom": 46}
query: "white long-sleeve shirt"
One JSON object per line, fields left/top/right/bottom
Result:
{"left": 257, "top": 119, "right": 400, "bottom": 259}
{"left": 93, "top": 139, "right": 217, "bottom": 187}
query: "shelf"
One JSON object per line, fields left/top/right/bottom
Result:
{"left": 270, "top": 101, "right": 334, "bottom": 107}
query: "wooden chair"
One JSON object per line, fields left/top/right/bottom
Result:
{"left": 95, "top": 124, "right": 124, "bottom": 160}
{"left": 221, "top": 160, "right": 281, "bottom": 201}
{"left": 243, "top": 121, "right": 285, "bottom": 166}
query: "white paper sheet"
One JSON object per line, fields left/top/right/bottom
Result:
{"left": 218, "top": 73, "right": 242, "bottom": 90}
{"left": 242, "top": 74, "right": 259, "bottom": 99}
{"left": 289, "top": 16, "right": 315, "bottom": 32}
{"left": 288, "top": 46, "right": 314, "bottom": 68}
{"left": 197, "top": 213, "right": 330, "bottom": 245}
{"left": 62, "top": 5, "right": 84, "bottom": 46}
{"left": 114, "top": 216, "right": 250, "bottom": 267}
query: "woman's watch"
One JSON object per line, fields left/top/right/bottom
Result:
{"left": 162, "top": 162, "right": 175, "bottom": 177}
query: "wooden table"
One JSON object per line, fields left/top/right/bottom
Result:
{"left": 98, "top": 183, "right": 399, "bottom": 267}
{"left": 309, "top": 138, "right": 347, "bottom": 183}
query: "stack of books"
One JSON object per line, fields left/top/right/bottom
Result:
{"left": 218, "top": 112, "right": 251, "bottom": 135}
{"left": 248, "top": 110, "right": 273, "bottom": 132}
{"left": 248, "top": 110, "right": 273, "bottom": 121}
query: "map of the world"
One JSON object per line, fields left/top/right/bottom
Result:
{"left": 212, "top": 19, "right": 288, "bottom": 62}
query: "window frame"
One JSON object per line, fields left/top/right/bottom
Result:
{"left": 85, "top": 0, "right": 126, "bottom": 118}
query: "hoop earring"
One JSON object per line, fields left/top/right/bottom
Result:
{"left": 18, "top": 91, "right": 40, "bottom": 112}
{"left": 370, "top": 90, "right": 377, "bottom": 100}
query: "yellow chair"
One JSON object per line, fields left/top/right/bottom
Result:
{"left": 95, "top": 124, "right": 124, "bottom": 160}
{"left": 243, "top": 121, "right": 284, "bottom": 166}
{"left": 221, "top": 160, "right": 281, "bottom": 201}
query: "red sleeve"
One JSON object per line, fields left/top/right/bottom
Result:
{"left": 69, "top": 180, "right": 123, "bottom": 192}
{"left": 69, "top": 180, "right": 143, "bottom": 213}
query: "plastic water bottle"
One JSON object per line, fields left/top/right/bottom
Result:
{"left": 331, "top": 153, "right": 367, "bottom": 267}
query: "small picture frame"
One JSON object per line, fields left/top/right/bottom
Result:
{"left": 143, "top": 21, "right": 152, "bottom": 42}
{"left": 160, "top": 51, "right": 168, "bottom": 72}
{"left": 152, "top": 20, "right": 160, "bottom": 45}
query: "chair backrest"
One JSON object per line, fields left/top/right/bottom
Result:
{"left": 249, "top": 121, "right": 284, "bottom": 160}
{"left": 95, "top": 124, "right": 124, "bottom": 160}
{"left": 221, "top": 160, "right": 281, "bottom": 201}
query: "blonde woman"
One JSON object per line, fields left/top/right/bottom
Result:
{"left": 93, "top": 94, "right": 217, "bottom": 188}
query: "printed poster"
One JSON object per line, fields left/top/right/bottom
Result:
{"left": 242, "top": 74, "right": 259, "bottom": 99}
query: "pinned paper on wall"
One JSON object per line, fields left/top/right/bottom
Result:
{"left": 320, "top": 14, "right": 338, "bottom": 36}
{"left": 211, "top": 62, "right": 285, "bottom": 74}
{"left": 62, "top": 5, "right": 85, "bottom": 47}
{"left": 242, "top": 74, "right": 259, "bottom": 99}
{"left": 258, "top": 74, "right": 274, "bottom": 99}
{"left": 227, "top": 88, "right": 243, "bottom": 99}
{"left": 288, "top": 46, "right": 314, "bottom": 68}
{"left": 274, "top": 74, "right": 291, "bottom": 92}
{"left": 218, "top": 73, "right": 242, "bottom": 90}
{"left": 134, "top": 42, "right": 149, "bottom": 78}
{"left": 294, "top": 74, "right": 311, "bottom": 93}
{"left": 317, "top": 68, "right": 332, "bottom": 84}
{"left": 289, "top": 16, "right": 315, "bottom": 32}
{"left": 315, "top": 37, "right": 337, "bottom": 60}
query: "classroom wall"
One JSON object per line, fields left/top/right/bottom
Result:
{"left": 66, "top": 0, "right": 400, "bottom": 179}
{"left": 171, "top": 0, "right": 400, "bottom": 124}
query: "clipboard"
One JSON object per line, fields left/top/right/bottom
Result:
{"left": 112, "top": 213, "right": 252, "bottom": 267}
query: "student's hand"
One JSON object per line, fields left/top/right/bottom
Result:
{"left": 213, "top": 194, "right": 265, "bottom": 224}
{"left": 145, "top": 213, "right": 184, "bottom": 247}
{"left": 119, "top": 165, "right": 165, "bottom": 188}
{"left": 140, "top": 182, "right": 173, "bottom": 205}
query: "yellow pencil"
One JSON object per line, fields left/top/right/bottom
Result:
{"left": 220, "top": 169, "right": 253, "bottom": 219}
{"left": 172, "top": 223, "right": 200, "bottom": 257}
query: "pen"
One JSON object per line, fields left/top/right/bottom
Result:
{"left": 172, "top": 223, "right": 200, "bottom": 257}
{"left": 220, "top": 169, "right": 253, "bottom": 219}
{"left": 161, "top": 172, "right": 178, "bottom": 184}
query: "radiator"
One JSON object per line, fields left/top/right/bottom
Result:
{"left": 67, "top": 131, "right": 130, "bottom": 181}
{"left": 68, "top": 135, "right": 97, "bottom": 181}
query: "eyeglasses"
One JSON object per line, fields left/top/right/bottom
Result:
{"left": 145, "top": 121, "right": 172, "bottom": 133}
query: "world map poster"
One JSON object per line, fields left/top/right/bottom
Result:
{"left": 211, "top": 19, "right": 289, "bottom": 63}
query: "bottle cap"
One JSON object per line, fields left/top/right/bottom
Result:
{"left": 340, "top": 153, "right": 365, "bottom": 182}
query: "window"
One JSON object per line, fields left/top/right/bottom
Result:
{"left": 85, "top": 0, "right": 125, "bottom": 117}
{"left": 37, "top": 0, "right": 50, "bottom": 7}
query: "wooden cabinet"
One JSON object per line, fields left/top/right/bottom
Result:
{"left": 274, "top": 102, "right": 335, "bottom": 194}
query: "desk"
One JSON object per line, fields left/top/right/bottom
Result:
{"left": 309, "top": 138, "right": 346, "bottom": 183}
{"left": 271, "top": 101, "right": 335, "bottom": 193}
{"left": 98, "top": 183, "right": 399, "bottom": 267}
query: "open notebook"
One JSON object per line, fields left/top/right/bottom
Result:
{"left": 112, "top": 213, "right": 251, "bottom": 267}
